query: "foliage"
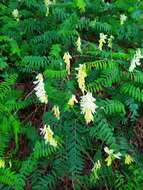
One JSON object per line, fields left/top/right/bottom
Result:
{"left": 0, "top": 0, "right": 143, "bottom": 189}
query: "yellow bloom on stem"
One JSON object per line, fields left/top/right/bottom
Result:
{"left": 125, "top": 154, "right": 134, "bottom": 165}
{"left": 80, "top": 92, "right": 98, "bottom": 124}
{"left": 12, "top": 9, "right": 19, "bottom": 21}
{"left": 68, "top": 95, "right": 78, "bottom": 107}
{"left": 63, "top": 52, "right": 72, "bottom": 75}
{"left": 99, "top": 33, "right": 107, "bottom": 51}
{"left": 76, "top": 64, "right": 87, "bottom": 94}
{"left": 52, "top": 105, "right": 60, "bottom": 119}
{"left": 120, "top": 14, "right": 127, "bottom": 25}
{"left": 84, "top": 108, "right": 94, "bottom": 124}
{"left": 104, "top": 147, "right": 121, "bottom": 166}
{"left": 105, "top": 156, "right": 112, "bottom": 166}
{"left": 108, "top": 35, "right": 114, "bottom": 48}
{"left": 40, "top": 125, "right": 57, "bottom": 147}
{"left": 0, "top": 159, "right": 5, "bottom": 168}
{"left": 44, "top": 0, "right": 55, "bottom": 16}
{"left": 76, "top": 36, "right": 82, "bottom": 53}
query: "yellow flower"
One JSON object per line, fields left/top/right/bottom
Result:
{"left": 108, "top": 35, "right": 114, "bottom": 48}
{"left": 40, "top": 125, "right": 57, "bottom": 147}
{"left": 68, "top": 95, "right": 78, "bottom": 107}
{"left": 12, "top": 9, "right": 19, "bottom": 21}
{"left": 44, "top": 0, "right": 50, "bottom": 6}
{"left": 0, "top": 159, "right": 5, "bottom": 168}
{"left": 84, "top": 108, "right": 94, "bottom": 124}
{"left": 105, "top": 156, "right": 112, "bottom": 166}
{"left": 125, "top": 154, "right": 134, "bottom": 165}
{"left": 80, "top": 92, "right": 98, "bottom": 124}
{"left": 63, "top": 52, "right": 72, "bottom": 75}
{"left": 99, "top": 33, "right": 107, "bottom": 51}
{"left": 76, "top": 64, "right": 87, "bottom": 94}
{"left": 104, "top": 147, "right": 121, "bottom": 166}
{"left": 76, "top": 36, "right": 82, "bottom": 53}
{"left": 120, "top": 14, "right": 127, "bottom": 25}
{"left": 52, "top": 105, "right": 60, "bottom": 119}
{"left": 44, "top": 0, "right": 55, "bottom": 16}
{"left": 48, "top": 138, "right": 57, "bottom": 147}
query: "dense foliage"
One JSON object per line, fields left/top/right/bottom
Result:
{"left": 0, "top": 0, "right": 143, "bottom": 189}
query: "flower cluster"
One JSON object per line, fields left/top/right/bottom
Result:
{"left": 99, "top": 33, "right": 107, "bottom": 51}
{"left": 12, "top": 9, "right": 19, "bottom": 21}
{"left": 120, "top": 14, "right": 127, "bottom": 25}
{"left": 129, "top": 49, "right": 143, "bottom": 72}
{"left": 76, "top": 36, "right": 82, "bottom": 53}
{"left": 108, "top": 35, "right": 114, "bottom": 48}
{"left": 99, "top": 33, "right": 114, "bottom": 50}
{"left": 33, "top": 73, "right": 48, "bottom": 104}
{"left": 80, "top": 92, "right": 98, "bottom": 124}
{"left": 68, "top": 94, "right": 78, "bottom": 107}
{"left": 40, "top": 125, "right": 57, "bottom": 147}
{"left": 104, "top": 147, "right": 122, "bottom": 166}
{"left": 63, "top": 52, "right": 72, "bottom": 75}
{"left": 44, "top": 0, "right": 55, "bottom": 16}
{"left": 76, "top": 64, "right": 87, "bottom": 94}
{"left": 52, "top": 105, "right": 60, "bottom": 120}
{"left": 125, "top": 154, "right": 134, "bottom": 165}
{"left": 0, "top": 159, "right": 5, "bottom": 168}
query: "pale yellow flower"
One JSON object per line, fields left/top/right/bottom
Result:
{"left": 129, "top": 49, "right": 143, "bottom": 72}
{"left": 33, "top": 73, "right": 48, "bottom": 104}
{"left": 40, "top": 125, "right": 57, "bottom": 147}
{"left": 80, "top": 92, "right": 98, "bottom": 124}
{"left": 76, "top": 64, "right": 87, "bottom": 94}
{"left": 99, "top": 33, "right": 107, "bottom": 51}
{"left": 76, "top": 36, "right": 82, "bottom": 53}
{"left": 44, "top": 0, "right": 50, "bottom": 6}
{"left": 108, "top": 35, "right": 114, "bottom": 48}
{"left": 44, "top": 0, "right": 55, "bottom": 16}
{"left": 52, "top": 105, "right": 60, "bottom": 119}
{"left": 63, "top": 52, "right": 72, "bottom": 75}
{"left": 12, "top": 9, "right": 19, "bottom": 21}
{"left": 125, "top": 154, "right": 134, "bottom": 165}
{"left": 0, "top": 159, "right": 5, "bottom": 168}
{"left": 120, "top": 14, "right": 127, "bottom": 25}
{"left": 68, "top": 95, "right": 78, "bottom": 107}
{"left": 105, "top": 156, "right": 112, "bottom": 166}
{"left": 104, "top": 147, "right": 122, "bottom": 166}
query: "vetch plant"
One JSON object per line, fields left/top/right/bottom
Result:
{"left": 98, "top": 33, "right": 107, "bottom": 50}
{"left": 76, "top": 64, "right": 87, "bottom": 94}
{"left": 1, "top": 0, "right": 143, "bottom": 189}
{"left": 40, "top": 125, "right": 57, "bottom": 147}
{"left": 33, "top": 73, "right": 48, "bottom": 104}
{"left": 129, "top": 49, "right": 143, "bottom": 72}
{"left": 80, "top": 92, "right": 98, "bottom": 124}
{"left": 104, "top": 147, "right": 122, "bottom": 166}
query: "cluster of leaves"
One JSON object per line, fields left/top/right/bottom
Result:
{"left": 0, "top": 0, "right": 143, "bottom": 189}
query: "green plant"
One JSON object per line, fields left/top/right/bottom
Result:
{"left": 0, "top": 0, "right": 143, "bottom": 189}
